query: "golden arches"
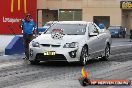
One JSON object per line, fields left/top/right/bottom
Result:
{"left": 24, "top": 0, "right": 27, "bottom": 13}
{"left": 11, "top": 0, "right": 14, "bottom": 13}
{"left": 11, "top": 0, "right": 27, "bottom": 13}
{"left": 18, "top": 0, "right": 20, "bottom": 11}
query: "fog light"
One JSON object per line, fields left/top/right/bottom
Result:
{"left": 30, "top": 49, "right": 33, "bottom": 57}
{"left": 69, "top": 50, "right": 77, "bottom": 58}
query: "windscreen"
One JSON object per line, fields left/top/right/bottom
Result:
{"left": 45, "top": 23, "right": 86, "bottom": 35}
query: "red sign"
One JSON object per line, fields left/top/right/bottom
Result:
{"left": 0, "top": 0, "right": 37, "bottom": 34}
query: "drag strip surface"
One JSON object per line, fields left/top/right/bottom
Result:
{"left": 0, "top": 45, "right": 132, "bottom": 88}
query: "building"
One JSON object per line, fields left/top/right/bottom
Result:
{"left": 37, "top": 0, "right": 132, "bottom": 33}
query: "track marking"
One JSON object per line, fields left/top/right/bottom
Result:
{"left": 111, "top": 44, "right": 132, "bottom": 48}
{"left": 0, "top": 61, "right": 23, "bottom": 69}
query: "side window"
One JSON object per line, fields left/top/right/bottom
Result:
{"left": 89, "top": 23, "right": 99, "bottom": 34}
{"left": 94, "top": 24, "right": 99, "bottom": 33}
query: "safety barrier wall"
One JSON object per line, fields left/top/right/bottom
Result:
{"left": 5, "top": 36, "right": 24, "bottom": 55}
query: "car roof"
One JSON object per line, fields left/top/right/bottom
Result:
{"left": 55, "top": 21, "right": 91, "bottom": 24}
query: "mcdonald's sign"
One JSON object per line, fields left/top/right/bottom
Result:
{"left": 11, "top": 0, "right": 27, "bottom": 13}
{"left": 0, "top": 0, "right": 37, "bottom": 34}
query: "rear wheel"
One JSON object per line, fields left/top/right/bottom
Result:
{"left": 100, "top": 44, "right": 110, "bottom": 61}
{"left": 80, "top": 46, "right": 88, "bottom": 66}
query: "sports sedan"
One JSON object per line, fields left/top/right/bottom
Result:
{"left": 29, "top": 21, "right": 112, "bottom": 65}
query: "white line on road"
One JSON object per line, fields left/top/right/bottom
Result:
{"left": 0, "top": 61, "right": 23, "bottom": 69}
{"left": 111, "top": 44, "right": 132, "bottom": 48}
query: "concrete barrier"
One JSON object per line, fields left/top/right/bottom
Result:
{"left": 5, "top": 36, "right": 24, "bottom": 55}
{"left": 0, "top": 35, "right": 14, "bottom": 53}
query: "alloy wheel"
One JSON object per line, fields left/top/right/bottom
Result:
{"left": 80, "top": 46, "right": 88, "bottom": 65}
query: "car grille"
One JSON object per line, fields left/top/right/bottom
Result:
{"left": 35, "top": 53, "right": 66, "bottom": 61}
{"left": 40, "top": 44, "right": 61, "bottom": 47}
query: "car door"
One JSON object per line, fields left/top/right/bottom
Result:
{"left": 94, "top": 23, "right": 106, "bottom": 52}
{"left": 87, "top": 23, "right": 101, "bottom": 58}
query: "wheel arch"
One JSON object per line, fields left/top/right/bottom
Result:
{"left": 107, "top": 42, "right": 110, "bottom": 47}
{"left": 84, "top": 44, "right": 88, "bottom": 50}
{"left": 106, "top": 42, "right": 111, "bottom": 54}
{"left": 79, "top": 44, "right": 89, "bottom": 66}
{"left": 79, "top": 44, "right": 89, "bottom": 57}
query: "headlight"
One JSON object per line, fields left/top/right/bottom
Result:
{"left": 32, "top": 42, "right": 40, "bottom": 47}
{"left": 63, "top": 42, "right": 79, "bottom": 48}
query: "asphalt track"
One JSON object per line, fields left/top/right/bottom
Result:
{"left": 0, "top": 39, "right": 132, "bottom": 88}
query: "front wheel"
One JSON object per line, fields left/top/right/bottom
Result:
{"left": 100, "top": 44, "right": 110, "bottom": 61}
{"left": 80, "top": 46, "right": 88, "bottom": 66}
{"left": 30, "top": 60, "right": 40, "bottom": 65}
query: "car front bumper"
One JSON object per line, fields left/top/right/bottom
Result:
{"left": 29, "top": 46, "right": 81, "bottom": 62}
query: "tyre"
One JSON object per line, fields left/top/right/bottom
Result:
{"left": 100, "top": 44, "right": 110, "bottom": 61}
{"left": 30, "top": 60, "right": 40, "bottom": 65}
{"left": 80, "top": 46, "right": 88, "bottom": 66}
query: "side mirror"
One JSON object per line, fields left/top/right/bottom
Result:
{"left": 38, "top": 32, "right": 43, "bottom": 35}
{"left": 89, "top": 33, "right": 98, "bottom": 37}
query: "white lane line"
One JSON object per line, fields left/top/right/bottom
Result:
{"left": 0, "top": 61, "right": 23, "bottom": 68}
{"left": 111, "top": 44, "right": 132, "bottom": 48}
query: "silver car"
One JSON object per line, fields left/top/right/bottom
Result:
{"left": 29, "top": 21, "right": 112, "bottom": 65}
